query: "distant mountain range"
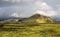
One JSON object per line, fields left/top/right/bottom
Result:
{"left": 0, "top": 14, "right": 60, "bottom": 21}
{"left": 2, "top": 13, "right": 60, "bottom": 24}
{"left": 51, "top": 16, "right": 60, "bottom": 21}
{"left": 0, "top": 13, "right": 60, "bottom": 24}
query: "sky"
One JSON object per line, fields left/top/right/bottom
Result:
{"left": 0, "top": 0, "right": 60, "bottom": 18}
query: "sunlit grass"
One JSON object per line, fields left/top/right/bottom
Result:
{"left": 0, "top": 23, "right": 60, "bottom": 37}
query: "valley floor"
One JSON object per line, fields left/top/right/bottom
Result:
{"left": 0, "top": 23, "right": 60, "bottom": 37}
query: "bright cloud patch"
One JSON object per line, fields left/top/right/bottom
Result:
{"left": 35, "top": 10, "right": 56, "bottom": 16}
{"left": 34, "top": 2, "right": 56, "bottom": 16}
{"left": 11, "top": 13, "right": 19, "bottom": 17}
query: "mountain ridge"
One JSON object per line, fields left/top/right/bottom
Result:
{"left": 23, "top": 14, "right": 55, "bottom": 23}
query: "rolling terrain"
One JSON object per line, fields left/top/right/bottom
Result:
{"left": 0, "top": 14, "right": 60, "bottom": 37}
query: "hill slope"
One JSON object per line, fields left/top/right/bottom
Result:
{"left": 23, "top": 14, "right": 55, "bottom": 24}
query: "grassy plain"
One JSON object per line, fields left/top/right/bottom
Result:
{"left": 0, "top": 23, "right": 60, "bottom": 37}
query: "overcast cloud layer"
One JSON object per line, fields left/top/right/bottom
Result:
{"left": 0, "top": 0, "right": 60, "bottom": 18}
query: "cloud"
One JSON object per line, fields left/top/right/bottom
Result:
{"left": 33, "top": 1, "right": 56, "bottom": 16}
{"left": 35, "top": 10, "right": 56, "bottom": 16}
{"left": 0, "top": 0, "right": 59, "bottom": 18}
{"left": 2, "top": 0, "right": 21, "bottom": 3}
{"left": 11, "top": 13, "right": 19, "bottom": 17}
{"left": 1, "top": 0, "right": 34, "bottom": 3}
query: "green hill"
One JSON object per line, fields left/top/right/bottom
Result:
{"left": 23, "top": 14, "right": 55, "bottom": 24}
